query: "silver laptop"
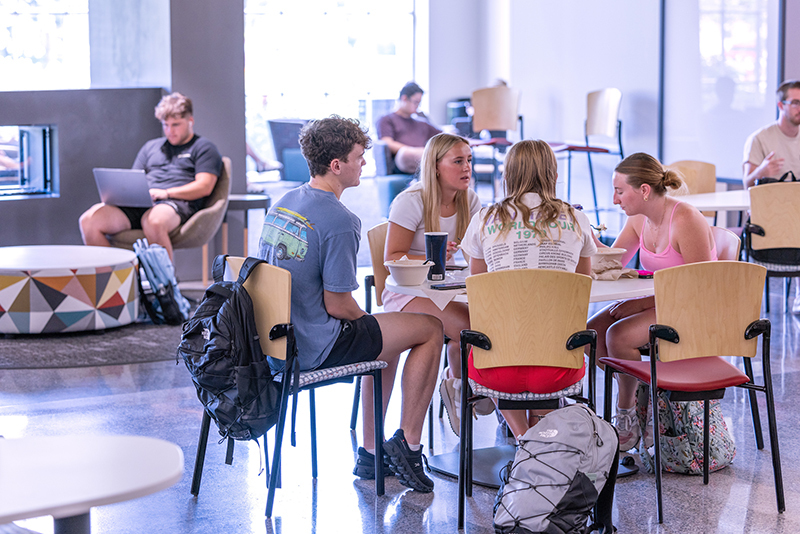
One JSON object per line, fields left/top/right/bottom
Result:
{"left": 92, "top": 168, "right": 153, "bottom": 208}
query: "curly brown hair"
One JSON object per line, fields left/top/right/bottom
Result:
{"left": 299, "top": 116, "right": 372, "bottom": 177}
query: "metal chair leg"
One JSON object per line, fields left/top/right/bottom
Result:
{"left": 703, "top": 400, "right": 710, "bottom": 485}
{"left": 651, "top": 383, "right": 664, "bottom": 524}
{"left": 372, "top": 369, "right": 385, "bottom": 496}
{"left": 190, "top": 410, "right": 212, "bottom": 496}
{"left": 310, "top": 388, "right": 318, "bottom": 479}
{"left": 266, "top": 370, "right": 293, "bottom": 518}
{"left": 350, "top": 376, "right": 362, "bottom": 430}
{"left": 742, "top": 357, "right": 764, "bottom": 449}
{"left": 586, "top": 152, "right": 601, "bottom": 225}
{"left": 428, "top": 402, "right": 434, "bottom": 451}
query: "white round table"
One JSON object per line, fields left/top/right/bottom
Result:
{"left": 0, "top": 435, "right": 183, "bottom": 533}
{"left": 0, "top": 245, "right": 139, "bottom": 334}
{"left": 385, "top": 271, "right": 654, "bottom": 309}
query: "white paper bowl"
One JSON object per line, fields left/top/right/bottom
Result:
{"left": 384, "top": 259, "right": 431, "bottom": 286}
{"left": 592, "top": 247, "right": 627, "bottom": 265}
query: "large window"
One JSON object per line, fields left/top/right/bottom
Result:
{"left": 0, "top": 0, "right": 90, "bottom": 92}
{"left": 244, "top": 0, "right": 416, "bottom": 173}
{"left": 664, "top": 0, "right": 778, "bottom": 180}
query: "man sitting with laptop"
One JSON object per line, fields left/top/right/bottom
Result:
{"left": 79, "top": 92, "right": 223, "bottom": 260}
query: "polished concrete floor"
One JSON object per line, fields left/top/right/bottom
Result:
{"left": 2, "top": 278, "right": 800, "bottom": 533}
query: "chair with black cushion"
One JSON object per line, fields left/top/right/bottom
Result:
{"left": 189, "top": 256, "right": 388, "bottom": 518}
{"left": 551, "top": 88, "right": 623, "bottom": 225}
{"left": 457, "top": 268, "right": 598, "bottom": 530}
{"left": 348, "top": 222, "right": 439, "bottom": 449}
{"left": 744, "top": 181, "right": 800, "bottom": 312}
{"left": 599, "top": 261, "right": 783, "bottom": 523}
{"left": 110, "top": 156, "right": 232, "bottom": 285}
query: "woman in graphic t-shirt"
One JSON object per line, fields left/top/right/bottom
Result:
{"left": 460, "top": 139, "right": 597, "bottom": 439}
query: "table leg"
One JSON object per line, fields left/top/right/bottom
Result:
{"left": 54, "top": 512, "right": 91, "bottom": 534}
{"left": 243, "top": 227, "right": 249, "bottom": 257}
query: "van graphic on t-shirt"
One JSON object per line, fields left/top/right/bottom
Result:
{"left": 260, "top": 207, "right": 312, "bottom": 261}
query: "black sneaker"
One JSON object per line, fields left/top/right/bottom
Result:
{"left": 353, "top": 446, "right": 393, "bottom": 479}
{"left": 383, "top": 429, "right": 434, "bottom": 493}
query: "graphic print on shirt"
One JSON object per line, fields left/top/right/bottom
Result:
{"left": 483, "top": 211, "right": 581, "bottom": 272}
{"left": 260, "top": 207, "right": 313, "bottom": 262}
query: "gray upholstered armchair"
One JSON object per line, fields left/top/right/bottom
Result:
{"left": 110, "top": 156, "right": 232, "bottom": 283}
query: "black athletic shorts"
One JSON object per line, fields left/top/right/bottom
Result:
{"left": 119, "top": 199, "right": 198, "bottom": 230}
{"left": 319, "top": 314, "right": 383, "bottom": 369}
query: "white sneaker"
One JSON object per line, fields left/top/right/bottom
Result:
{"left": 614, "top": 405, "right": 640, "bottom": 452}
{"left": 793, "top": 282, "right": 800, "bottom": 315}
{"left": 440, "top": 377, "right": 461, "bottom": 436}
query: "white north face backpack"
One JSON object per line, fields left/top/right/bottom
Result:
{"left": 493, "top": 403, "right": 619, "bottom": 534}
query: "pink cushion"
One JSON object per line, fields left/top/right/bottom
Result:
{"left": 599, "top": 356, "right": 750, "bottom": 392}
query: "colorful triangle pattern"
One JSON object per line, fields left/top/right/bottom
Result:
{"left": 0, "top": 255, "right": 138, "bottom": 334}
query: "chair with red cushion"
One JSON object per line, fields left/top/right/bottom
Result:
{"left": 599, "top": 260, "right": 784, "bottom": 523}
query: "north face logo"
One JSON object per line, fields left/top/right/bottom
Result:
{"left": 202, "top": 327, "right": 211, "bottom": 341}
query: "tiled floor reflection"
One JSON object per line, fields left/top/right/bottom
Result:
{"left": 1, "top": 283, "right": 800, "bottom": 533}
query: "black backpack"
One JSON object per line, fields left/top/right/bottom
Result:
{"left": 133, "top": 238, "right": 190, "bottom": 326}
{"left": 178, "top": 255, "right": 283, "bottom": 441}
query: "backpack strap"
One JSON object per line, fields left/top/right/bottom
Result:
{"left": 237, "top": 256, "right": 269, "bottom": 284}
{"left": 212, "top": 254, "right": 229, "bottom": 283}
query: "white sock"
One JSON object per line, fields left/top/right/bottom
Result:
{"left": 408, "top": 443, "right": 421, "bottom": 451}
{"left": 365, "top": 448, "right": 375, "bottom": 455}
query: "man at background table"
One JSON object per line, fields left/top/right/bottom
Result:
{"left": 377, "top": 82, "right": 441, "bottom": 174}
{"left": 256, "top": 115, "right": 442, "bottom": 492}
{"left": 743, "top": 79, "right": 800, "bottom": 314}
{"left": 79, "top": 92, "right": 222, "bottom": 261}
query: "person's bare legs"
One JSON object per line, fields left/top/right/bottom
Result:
{"left": 402, "top": 298, "right": 468, "bottom": 378}
{"left": 360, "top": 311, "right": 443, "bottom": 447}
{"left": 141, "top": 204, "right": 182, "bottom": 261}
{"left": 79, "top": 203, "right": 132, "bottom": 247}
{"left": 589, "top": 304, "right": 654, "bottom": 409}
{"left": 394, "top": 146, "right": 425, "bottom": 174}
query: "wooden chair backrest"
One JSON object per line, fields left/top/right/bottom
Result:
{"left": 749, "top": 182, "right": 800, "bottom": 250}
{"left": 471, "top": 86, "right": 521, "bottom": 133}
{"left": 711, "top": 226, "right": 741, "bottom": 261}
{"left": 654, "top": 261, "right": 765, "bottom": 362}
{"left": 667, "top": 160, "right": 716, "bottom": 217}
{"left": 367, "top": 222, "right": 389, "bottom": 308}
{"left": 224, "top": 256, "right": 291, "bottom": 358}
{"left": 586, "top": 88, "right": 622, "bottom": 138}
{"left": 467, "top": 269, "right": 592, "bottom": 370}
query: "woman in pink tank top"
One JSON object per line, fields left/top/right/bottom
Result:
{"left": 588, "top": 153, "right": 718, "bottom": 453}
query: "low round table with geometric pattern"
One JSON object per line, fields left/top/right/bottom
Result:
{"left": 0, "top": 245, "right": 138, "bottom": 334}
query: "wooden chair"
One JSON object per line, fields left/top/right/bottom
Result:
{"left": 349, "top": 222, "right": 440, "bottom": 449}
{"left": 599, "top": 261, "right": 783, "bottom": 523}
{"left": 457, "top": 269, "right": 598, "bottom": 530}
{"left": 470, "top": 85, "right": 522, "bottom": 201}
{"left": 110, "top": 156, "right": 232, "bottom": 285}
{"left": 667, "top": 160, "right": 717, "bottom": 219}
{"left": 551, "top": 88, "right": 624, "bottom": 225}
{"left": 189, "top": 256, "right": 387, "bottom": 518}
{"left": 744, "top": 182, "right": 800, "bottom": 312}
{"left": 711, "top": 225, "right": 741, "bottom": 261}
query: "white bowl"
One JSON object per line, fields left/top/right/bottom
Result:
{"left": 592, "top": 247, "right": 627, "bottom": 266}
{"left": 384, "top": 259, "right": 431, "bottom": 286}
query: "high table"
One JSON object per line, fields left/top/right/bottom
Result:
{"left": 680, "top": 189, "right": 749, "bottom": 212}
{"left": 385, "top": 271, "right": 654, "bottom": 487}
{"left": 0, "top": 435, "right": 183, "bottom": 533}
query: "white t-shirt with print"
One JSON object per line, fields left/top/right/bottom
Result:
{"left": 388, "top": 187, "right": 482, "bottom": 258}
{"left": 461, "top": 193, "right": 596, "bottom": 273}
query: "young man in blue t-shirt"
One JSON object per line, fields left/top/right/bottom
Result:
{"left": 257, "top": 116, "right": 442, "bottom": 493}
